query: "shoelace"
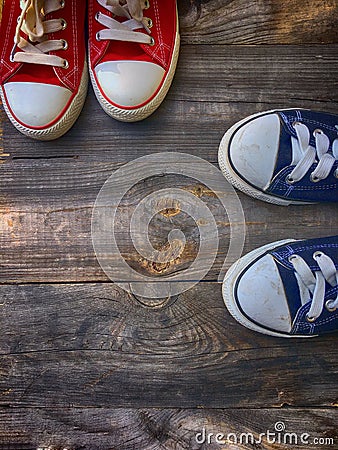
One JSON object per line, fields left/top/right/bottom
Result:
{"left": 11, "top": 0, "right": 68, "bottom": 68}
{"left": 289, "top": 251, "right": 338, "bottom": 322}
{"left": 286, "top": 122, "right": 338, "bottom": 184}
{"left": 95, "top": 0, "right": 154, "bottom": 45}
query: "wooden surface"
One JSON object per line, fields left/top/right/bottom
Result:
{"left": 1, "top": 0, "right": 338, "bottom": 449}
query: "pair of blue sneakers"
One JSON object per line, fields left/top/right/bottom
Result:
{"left": 218, "top": 109, "right": 337, "bottom": 338}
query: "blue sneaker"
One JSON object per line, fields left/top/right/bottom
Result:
{"left": 218, "top": 109, "right": 338, "bottom": 205}
{"left": 222, "top": 236, "right": 338, "bottom": 337}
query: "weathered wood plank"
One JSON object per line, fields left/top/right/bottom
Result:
{"left": 0, "top": 166, "right": 337, "bottom": 283}
{"left": 179, "top": 0, "right": 338, "bottom": 45}
{"left": 1, "top": 0, "right": 338, "bottom": 47}
{"left": 1, "top": 0, "right": 337, "bottom": 46}
{"left": 0, "top": 283, "right": 337, "bottom": 409}
{"left": 2, "top": 45, "right": 338, "bottom": 162}
{"left": 0, "top": 407, "right": 336, "bottom": 450}
{"left": 0, "top": 2, "right": 337, "bottom": 448}
{"left": 0, "top": 45, "right": 337, "bottom": 283}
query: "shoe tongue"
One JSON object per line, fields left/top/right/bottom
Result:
{"left": 276, "top": 263, "right": 303, "bottom": 321}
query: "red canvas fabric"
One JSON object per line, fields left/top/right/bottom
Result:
{"left": 0, "top": 1, "right": 86, "bottom": 115}
{"left": 88, "top": 0, "right": 178, "bottom": 108}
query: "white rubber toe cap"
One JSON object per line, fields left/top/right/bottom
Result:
{"left": 236, "top": 254, "right": 292, "bottom": 333}
{"left": 4, "top": 82, "right": 72, "bottom": 128}
{"left": 95, "top": 60, "right": 165, "bottom": 107}
{"left": 229, "top": 113, "right": 281, "bottom": 189}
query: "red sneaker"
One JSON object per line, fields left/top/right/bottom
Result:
{"left": 88, "top": 0, "right": 180, "bottom": 122}
{"left": 0, "top": 1, "right": 88, "bottom": 140}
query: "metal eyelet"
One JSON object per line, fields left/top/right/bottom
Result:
{"left": 292, "top": 121, "right": 301, "bottom": 128}
{"left": 313, "top": 128, "right": 324, "bottom": 136}
{"left": 334, "top": 168, "right": 338, "bottom": 179}
{"left": 325, "top": 300, "right": 337, "bottom": 312}
{"left": 149, "top": 36, "right": 155, "bottom": 46}
{"left": 313, "top": 251, "right": 323, "bottom": 260}
{"left": 61, "top": 39, "right": 68, "bottom": 50}
{"left": 60, "top": 18, "right": 67, "bottom": 30}
{"left": 62, "top": 59, "right": 69, "bottom": 69}
{"left": 286, "top": 174, "right": 295, "bottom": 185}
{"left": 310, "top": 173, "right": 320, "bottom": 183}
{"left": 288, "top": 255, "right": 297, "bottom": 263}
{"left": 306, "top": 314, "right": 316, "bottom": 323}
{"left": 96, "top": 32, "right": 101, "bottom": 41}
{"left": 95, "top": 12, "right": 100, "bottom": 21}
{"left": 144, "top": 0, "right": 150, "bottom": 9}
{"left": 59, "top": 0, "right": 65, "bottom": 8}
{"left": 146, "top": 17, "right": 153, "bottom": 28}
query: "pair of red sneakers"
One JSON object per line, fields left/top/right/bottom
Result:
{"left": 0, "top": 0, "right": 180, "bottom": 140}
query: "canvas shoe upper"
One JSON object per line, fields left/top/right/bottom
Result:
{"left": 222, "top": 236, "right": 338, "bottom": 338}
{"left": 88, "top": 0, "right": 180, "bottom": 122}
{"left": 0, "top": 0, "right": 88, "bottom": 140}
{"left": 218, "top": 109, "right": 338, "bottom": 205}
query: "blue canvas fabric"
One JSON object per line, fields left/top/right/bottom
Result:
{"left": 270, "top": 235, "right": 338, "bottom": 336}
{"left": 265, "top": 109, "right": 338, "bottom": 202}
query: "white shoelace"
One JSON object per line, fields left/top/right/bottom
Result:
{"left": 95, "top": 0, "right": 154, "bottom": 45}
{"left": 287, "top": 122, "right": 338, "bottom": 184}
{"left": 11, "top": 0, "right": 68, "bottom": 68}
{"left": 289, "top": 251, "right": 338, "bottom": 322}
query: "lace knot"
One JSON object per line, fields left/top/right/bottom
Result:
{"left": 17, "top": 0, "right": 45, "bottom": 43}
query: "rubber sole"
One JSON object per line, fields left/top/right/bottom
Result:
{"left": 0, "top": 63, "right": 88, "bottom": 141}
{"left": 218, "top": 109, "right": 311, "bottom": 206}
{"left": 89, "top": 23, "right": 180, "bottom": 122}
{"left": 222, "top": 238, "right": 317, "bottom": 338}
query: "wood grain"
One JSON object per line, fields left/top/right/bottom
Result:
{"left": 0, "top": 283, "right": 337, "bottom": 409}
{"left": 3, "top": 0, "right": 337, "bottom": 45}
{"left": 1, "top": 45, "right": 337, "bottom": 283}
{"left": 0, "top": 1, "right": 337, "bottom": 448}
{"left": 0, "top": 407, "right": 337, "bottom": 450}
{"left": 1, "top": 45, "right": 337, "bottom": 162}
{"left": 0, "top": 168, "right": 337, "bottom": 283}
{"left": 179, "top": 0, "right": 338, "bottom": 45}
